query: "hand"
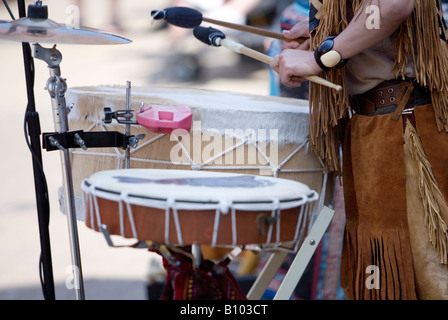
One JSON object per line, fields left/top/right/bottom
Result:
{"left": 270, "top": 49, "right": 322, "bottom": 88}
{"left": 282, "top": 18, "right": 311, "bottom": 50}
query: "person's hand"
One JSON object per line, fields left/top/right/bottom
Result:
{"left": 270, "top": 49, "right": 321, "bottom": 87}
{"left": 282, "top": 18, "right": 311, "bottom": 50}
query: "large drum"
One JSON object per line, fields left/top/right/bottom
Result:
{"left": 64, "top": 86, "right": 332, "bottom": 220}
{"left": 81, "top": 169, "right": 319, "bottom": 247}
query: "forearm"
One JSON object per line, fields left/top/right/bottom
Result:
{"left": 333, "top": 0, "right": 415, "bottom": 59}
{"left": 270, "top": 0, "right": 417, "bottom": 87}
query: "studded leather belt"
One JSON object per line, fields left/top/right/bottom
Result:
{"left": 351, "top": 79, "right": 431, "bottom": 115}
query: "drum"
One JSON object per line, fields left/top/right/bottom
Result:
{"left": 63, "top": 86, "right": 332, "bottom": 220}
{"left": 81, "top": 169, "right": 319, "bottom": 246}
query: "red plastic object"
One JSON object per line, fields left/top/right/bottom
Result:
{"left": 137, "top": 105, "right": 192, "bottom": 134}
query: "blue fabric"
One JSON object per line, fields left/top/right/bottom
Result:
{"left": 293, "top": 0, "right": 310, "bottom": 16}
{"left": 309, "top": 0, "right": 321, "bottom": 32}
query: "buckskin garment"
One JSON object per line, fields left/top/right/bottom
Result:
{"left": 307, "top": 0, "right": 448, "bottom": 299}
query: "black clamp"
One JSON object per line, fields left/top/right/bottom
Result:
{"left": 43, "top": 108, "right": 144, "bottom": 152}
{"left": 104, "top": 107, "right": 138, "bottom": 125}
{"left": 42, "top": 130, "right": 144, "bottom": 152}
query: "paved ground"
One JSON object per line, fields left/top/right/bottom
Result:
{"left": 0, "top": 0, "right": 270, "bottom": 300}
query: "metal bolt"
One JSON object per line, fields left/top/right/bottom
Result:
{"left": 74, "top": 133, "right": 87, "bottom": 151}
{"left": 48, "top": 136, "right": 65, "bottom": 151}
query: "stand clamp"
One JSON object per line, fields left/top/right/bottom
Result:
{"left": 42, "top": 130, "right": 145, "bottom": 152}
{"left": 32, "top": 42, "right": 85, "bottom": 300}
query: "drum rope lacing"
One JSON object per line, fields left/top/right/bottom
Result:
{"left": 73, "top": 121, "right": 324, "bottom": 174}
{"left": 82, "top": 180, "right": 318, "bottom": 248}
{"left": 73, "top": 120, "right": 330, "bottom": 216}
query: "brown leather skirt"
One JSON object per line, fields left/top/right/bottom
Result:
{"left": 340, "top": 105, "right": 448, "bottom": 300}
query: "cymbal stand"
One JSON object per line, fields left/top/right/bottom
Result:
{"left": 32, "top": 43, "right": 85, "bottom": 300}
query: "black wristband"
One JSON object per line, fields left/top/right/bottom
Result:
{"left": 314, "top": 36, "right": 348, "bottom": 71}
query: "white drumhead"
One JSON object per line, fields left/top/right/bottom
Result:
{"left": 82, "top": 169, "right": 318, "bottom": 211}
{"left": 66, "top": 86, "right": 310, "bottom": 145}
{"left": 67, "top": 86, "right": 309, "bottom": 114}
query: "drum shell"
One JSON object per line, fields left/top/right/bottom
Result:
{"left": 85, "top": 195, "right": 311, "bottom": 246}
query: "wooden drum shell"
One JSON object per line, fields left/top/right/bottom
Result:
{"left": 84, "top": 196, "right": 312, "bottom": 246}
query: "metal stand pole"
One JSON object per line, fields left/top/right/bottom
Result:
{"left": 274, "top": 207, "right": 334, "bottom": 300}
{"left": 32, "top": 43, "right": 85, "bottom": 300}
{"left": 125, "top": 81, "right": 132, "bottom": 169}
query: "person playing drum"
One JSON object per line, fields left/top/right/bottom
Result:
{"left": 270, "top": 0, "right": 448, "bottom": 300}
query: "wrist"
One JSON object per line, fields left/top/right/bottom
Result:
{"left": 310, "top": 52, "right": 323, "bottom": 75}
{"left": 314, "top": 36, "right": 348, "bottom": 72}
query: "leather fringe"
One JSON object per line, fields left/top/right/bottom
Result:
{"left": 341, "top": 227, "right": 418, "bottom": 300}
{"left": 394, "top": 0, "right": 448, "bottom": 132}
{"left": 309, "top": 0, "right": 351, "bottom": 174}
{"left": 405, "top": 121, "right": 448, "bottom": 265}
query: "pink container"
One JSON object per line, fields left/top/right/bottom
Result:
{"left": 137, "top": 105, "right": 192, "bottom": 134}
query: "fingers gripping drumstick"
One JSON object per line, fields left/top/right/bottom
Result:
{"left": 193, "top": 26, "right": 343, "bottom": 92}
{"left": 151, "top": 7, "right": 305, "bottom": 43}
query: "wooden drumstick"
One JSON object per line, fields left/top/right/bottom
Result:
{"left": 193, "top": 26, "right": 343, "bottom": 92}
{"left": 201, "top": 16, "right": 304, "bottom": 43}
{"left": 226, "top": 41, "right": 342, "bottom": 92}
{"left": 151, "top": 7, "right": 306, "bottom": 43}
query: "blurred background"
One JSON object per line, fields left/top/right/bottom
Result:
{"left": 0, "top": 0, "right": 289, "bottom": 300}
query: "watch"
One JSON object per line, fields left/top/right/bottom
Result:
{"left": 314, "top": 36, "right": 348, "bottom": 72}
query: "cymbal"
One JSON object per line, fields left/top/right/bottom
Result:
{"left": 0, "top": 17, "right": 132, "bottom": 45}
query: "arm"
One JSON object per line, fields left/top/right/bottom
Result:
{"left": 270, "top": 0, "right": 416, "bottom": 88}
{"left": 333, "top": 0, "right": 415, "bottom": 59}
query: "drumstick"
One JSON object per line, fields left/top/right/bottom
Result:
{"left": 193, "top": 26, "right": 343, "bottom": 92}
{"left": 151, "top": 6, "right": 305, "bottom": 43}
